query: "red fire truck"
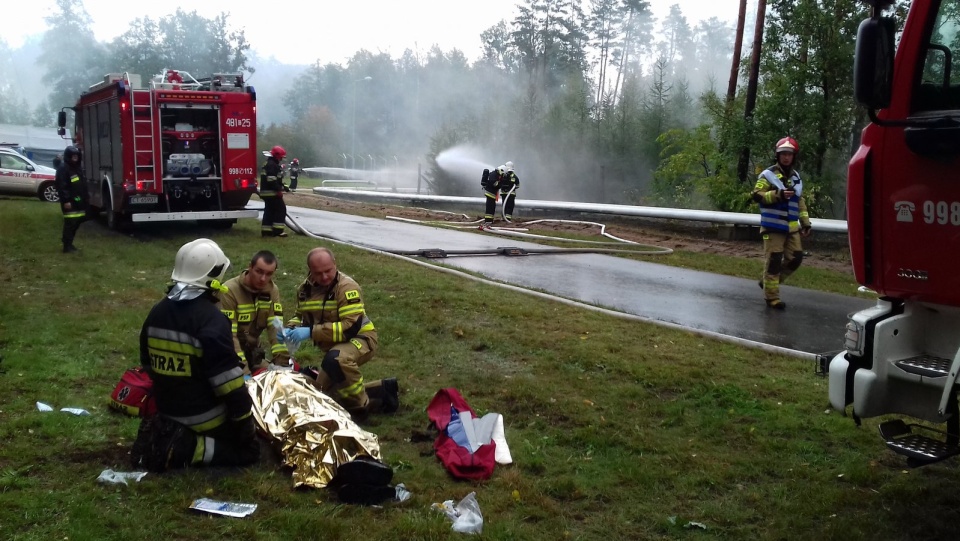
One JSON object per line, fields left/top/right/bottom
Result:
{"left": 829, "top": 0, "right": 960, "bottom": 465}
{"left": 57, "top": 70, "right": 259, "bottom": 228}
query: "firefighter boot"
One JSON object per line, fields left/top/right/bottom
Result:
{"left": 149, "top": 416, "right": 198, "bottom": 472}
{"left": 329, "top": 455, "right": 396, "bottom": 506}
{"left": 366, "top": 378, "right": 400, "bottom": 414}
{"left": 766, "top": 299, "right": 787, "bottom": 310}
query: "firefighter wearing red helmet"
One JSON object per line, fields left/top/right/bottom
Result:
{"left": 750, "top": 136, "right": 812, "bottom": 310}
{"left": 288, "top": 158, "right": 302, "bottom": 191}
{"left": 259, "top": 145, "right": 288, "bottom": 237}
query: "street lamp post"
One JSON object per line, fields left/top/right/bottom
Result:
{"left": 351, "top": 76, "right": 372, "bottom": 171}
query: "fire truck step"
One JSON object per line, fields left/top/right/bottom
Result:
{"left": 895, "top": 354, "right": 953, "bottom": 378}
{"left": 878, "top": 419, "right": 960, "bottom": 466}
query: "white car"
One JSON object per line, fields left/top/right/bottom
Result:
{"left": 0, "top": 147, "right": 59, "bottom": 202}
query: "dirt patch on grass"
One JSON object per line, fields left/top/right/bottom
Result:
{"left": 283, "top": 192, "right": 853, "bottom": 275}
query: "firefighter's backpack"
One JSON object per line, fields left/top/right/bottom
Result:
{"left": 108, "top": 367, "right": 157, "bottom": 417}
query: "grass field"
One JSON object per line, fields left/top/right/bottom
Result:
{"left": 1, "top": 198, "right": 959, "bottom": 541}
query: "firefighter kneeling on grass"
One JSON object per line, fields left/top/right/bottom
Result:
{"left": 751, "top": 136, "right": 812, "bottom": 310}
{"left": 283, "top": 247, "right": 399, "bottom": 420}
{"left": 132, "top": 239, "right": 259, "bottom": 472}
{"left": 260, "top": 145, "right": 288, "bottom": 237}
{"left": 217, "top": 250, "right": 290, "bottom": 375}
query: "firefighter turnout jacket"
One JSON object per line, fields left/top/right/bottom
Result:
{"left": 54, "top": 163, "right": 88, "bottom": 218}
{"left": 752, "top": 165, "right": 811, "bottom": 233}
{"left": 500, "top": 170, "right": 519, "bottom": 194}
{"left": 288, "top": 271, "right": 378, "bottom": 352}
{"left": 218, "top": 271, "right": 288, "bottom": 371}
{"left": 139, "top": 294, "right": 252, "bottom": 433}
{"left": 259, "top": 156, "right": 285, "bottom": 197}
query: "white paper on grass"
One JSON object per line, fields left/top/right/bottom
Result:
{"left": 190, "top": 498, "right": 257, "bottom": 518}
{"left": 491, "top": 413, "right": 513, "bottom": 465}
{"left": 36, "top": 402, "right": 54, "bottom": 412}
{"left": 97, "top": 469, "right": 148, "bottom": 485}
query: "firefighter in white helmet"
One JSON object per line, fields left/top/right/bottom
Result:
{"left": 751, "top": 137, "right": 812, "bottom": 310}
{"left": 500, "top": 161, "right": 519, "bottom": 222}
{"left": 132, "top": 238, "right": 260, "bottom": 472}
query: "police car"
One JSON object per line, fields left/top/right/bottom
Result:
{"left": 0, "top": 147, "right": 59, "bottom": 202}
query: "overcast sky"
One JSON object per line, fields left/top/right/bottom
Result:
{"left": 5, "top": 0, "right": 744, "bottom": 65}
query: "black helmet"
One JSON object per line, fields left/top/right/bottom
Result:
{"left": 64, "top": 145, "right": 81, "bottom": 163}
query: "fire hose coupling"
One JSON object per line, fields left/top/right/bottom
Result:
{"left": 418, "top": 249, "right": 448, "bottom": 259}
{"left": 497, "top": 247, "right": 528, "bottom": 256}
{"left": 165, "top": 153, "right": 213, "bottom": 178}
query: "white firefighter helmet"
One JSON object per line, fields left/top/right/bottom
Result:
{"left": 171, "top": 238, "right": 231, "bottom": 290}
{"left": 505, "top": 161, "right": 514, "bottom": 172}
{"left": 497, "top": 165, "right": 506, "bottom": 174}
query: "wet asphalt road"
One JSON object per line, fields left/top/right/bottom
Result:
{"left": 281, "top": 205, "right": 873, "bottom": 356}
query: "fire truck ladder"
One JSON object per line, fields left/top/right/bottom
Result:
{"left": 129, "top": 72, "right": 156, "bottom": 188}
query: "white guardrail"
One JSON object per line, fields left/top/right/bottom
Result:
{"left": 311, "top": 187, "right": 848, "bottom": 234}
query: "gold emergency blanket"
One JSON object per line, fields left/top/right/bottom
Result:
{"left": 246, "top": 370, "right": 381, "bottom": 488}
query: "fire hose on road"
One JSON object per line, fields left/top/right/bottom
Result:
{"left": 281, "top": 209, "right": 816, "bottom": 361}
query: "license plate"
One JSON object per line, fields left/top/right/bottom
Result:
{"left": 130, "top": 195, "right": 158, "bottom": 204}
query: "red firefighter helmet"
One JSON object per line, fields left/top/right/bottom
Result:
{"left": 270, "top": 145, "right": 287, "bottom": 160}
{"left": 292, "top": 158, "right": 299, "bottom": 164}
{"left": 775, "top": 137, "right": 799, "bottom": 156}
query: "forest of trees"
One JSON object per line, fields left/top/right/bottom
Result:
{"left": 0, "top": 0, "right": 910, "bottom": 219}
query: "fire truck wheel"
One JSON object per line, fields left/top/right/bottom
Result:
{"left": 104, "top": 191, "right": 126, "bottom": 230}
{"left": 38, "top": 181, "right": 59, "bottom": 203}
{"left": 208, "top": 219, "right": 235, "bottom": 230}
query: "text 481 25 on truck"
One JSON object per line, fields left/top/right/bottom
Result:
{"left": 57, "top": 70, "right": 260, "bottom": 229}
{"left": 829, "top": 0, "right": 960, "bottom": 466}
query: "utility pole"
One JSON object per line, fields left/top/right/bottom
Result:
{"left": 726, "top": 0, "right": 748, "bottom": 105}
{"left": 737, "top": 0, "right": 766, "bottom": 184}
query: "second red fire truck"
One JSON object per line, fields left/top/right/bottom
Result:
{"left": 58, "top": 69, "right": 260, "bottom": 228}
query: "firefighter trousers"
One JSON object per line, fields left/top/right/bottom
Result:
{"left": 500, "top": 190, "right": 516, "bottom": 220}
{"left": 261, "top": 195, "right": 287, "bottom": 235}
{"left": 483, "top": 189, "right": 498, "bottom": 223}
{"left": 196, "top": 420, "right": 261, "bottom": 467}
{"left": 313, "top": 337, "right": 379, "bottom": 415}
{"left": 133, "top": 415, "right": 260, "bottom": 470}
{"left": 61, "top": 204, "right": 87, "bottom": 248}
{"left": 761, "top": 231, "right": 804, "bottom": 301}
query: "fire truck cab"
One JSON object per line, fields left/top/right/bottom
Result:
{"left": 58, "top": 70, "right": 260, "bottom": 228}
{"left": 829, "top": 0, "right": 960, "bottom": 465}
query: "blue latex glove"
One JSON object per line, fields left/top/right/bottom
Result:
{"left": 284, "top": 326, "right": 312, "bottom": 345}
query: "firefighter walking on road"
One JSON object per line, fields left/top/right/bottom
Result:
{"left": 289, "top": 158, "right": 302, "bottom": 191}
{"left": 751, "top": 137, "right": 812, "bottom": 310}
{"left": 218, "top": 250, "right": 289, "bottom": 375}
{"left": 55, "top": 145, "right": 88, "bottom": 253}
{"left": 260, "top": 145, "right": 288, "bottom": 237}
